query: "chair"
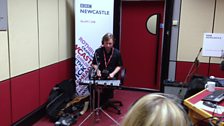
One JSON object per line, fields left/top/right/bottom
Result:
{"left": 102, "top": 68, "right": 126, "bottom": 114}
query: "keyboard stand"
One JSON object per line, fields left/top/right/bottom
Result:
{"left": 78, "top": 83, "right": 120, "bottom": 126}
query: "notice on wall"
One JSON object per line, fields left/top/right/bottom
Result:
{"left": 202, "top": 33, "right": 224, "bottom": 57}
{"left": 75, "top": 0, "right": 114, "bottom": 96}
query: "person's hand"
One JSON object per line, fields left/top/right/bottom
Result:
{"left": 108, "top": 73, "right": 115, "bottom": 79}
{"left": 97, "top": 70, "right": 101, "bottom": 78}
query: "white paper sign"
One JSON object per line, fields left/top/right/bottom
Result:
{"left": 202, "top": 33, "right": 224, "bottom": 57}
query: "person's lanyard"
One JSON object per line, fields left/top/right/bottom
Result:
{"left": 103, "top": 48, "right": 114, "bottom": 68}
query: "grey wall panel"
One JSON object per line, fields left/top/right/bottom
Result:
{"left": 0, "top": 0, "right": 7, "bottom": 30}
{"left": 170, "top": 0, "right": 181, "bottom": 61}
{"left": 168, "top": 61, "right": 176, "bottom": 81}
{"left": 168, "top": 0, "right": 181, "bottom": 81}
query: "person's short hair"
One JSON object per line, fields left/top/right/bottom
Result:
{"left": 101, "top": 33, "right": 115, "bottom": 45}
{"left": 121, "top": 93, "right": 191, "bottom": 126}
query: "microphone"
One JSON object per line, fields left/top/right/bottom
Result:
{"left": 194, "top": 48, "right": 202, "bottom": 67}
{"left": 197, "top": 48, "right": 202, "bottom": 57}
{"left": 199, "top": 47, "right": 202, "bottom": 52}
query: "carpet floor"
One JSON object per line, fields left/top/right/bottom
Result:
{"left": 33, "top": 90, "right": 149, "bottom": 126}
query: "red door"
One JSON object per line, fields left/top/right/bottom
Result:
{"left": 120, "top": 1, "right": 164, "bottom": 90}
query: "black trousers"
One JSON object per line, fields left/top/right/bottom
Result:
{"left": 89, "top": 77, "right": 116, "bottom": 107}
{"left": 89, "top": 86, "right": 113, "bottom": 107}
{"left": 99, "top": 88, "right": 113, "bottom": 106}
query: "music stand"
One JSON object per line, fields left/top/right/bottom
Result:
{"left": 78, "top": 78, "right": 120, "bottom": 126}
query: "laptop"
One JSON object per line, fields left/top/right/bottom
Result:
{"left": 202, "top": 90, "right": 224, "bottom": 103}
{"left": 217, "top": 79, "right": 224, "bottom": 87}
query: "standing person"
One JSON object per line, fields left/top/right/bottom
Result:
{"left": 92, "top": 33, "right": 123, "bottom": 106}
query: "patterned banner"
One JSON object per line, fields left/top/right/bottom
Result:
{"left": 75, "top": 0, "right": 114, "bottom": 96}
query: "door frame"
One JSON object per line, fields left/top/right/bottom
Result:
{"left": 113, "top": 0, "right": 174, "bottom": 92}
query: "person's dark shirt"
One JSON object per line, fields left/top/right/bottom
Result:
{"left": 92, "top": 47, "right": 123, "bottom": 79}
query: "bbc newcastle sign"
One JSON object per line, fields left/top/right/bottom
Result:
{"left": 75, "top": 0, "right": 114, "bottom": 96}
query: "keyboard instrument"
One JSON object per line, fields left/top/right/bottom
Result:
{"left": 80, "top": 80, "right": 121, "bottom": 87}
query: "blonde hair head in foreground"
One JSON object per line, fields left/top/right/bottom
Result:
{"left": 121, "top": 93, "right": 191, "bottom": 126}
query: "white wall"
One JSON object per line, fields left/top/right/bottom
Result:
{"left": 1, "top": 0, "right": 74, "bottom": 80}
{"left": 0, "top": 31, "right": 9, "bottom": 80}
{"left": 38, "top": 0, "right": 59, "bottom": 67}
{"left": 212, "top": 0, "right": 224, "bottom": 63}
{"left": 8, "top": 0, "right": 39, "bottom": 77}
{"left": 59, "top": 0, "right": 74, "bottom": 61}
{"left": 178, "top": 0, "right": 215, "bottom": 63}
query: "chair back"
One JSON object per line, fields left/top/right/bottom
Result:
{"left": 119, "top": 68, "right": 126, "bottom": 85}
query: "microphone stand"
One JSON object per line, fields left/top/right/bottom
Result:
{"left": 220, "top": 50, "right": 224, "bottom": 71}
{"left": 179, "top": 48, "right": 202, "bottom": 97}
{"left": 184, "top": 48, "right": 202, "bottom": 83}
{"left": 78, "top": 51, "right": 120, "bottom": 126}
